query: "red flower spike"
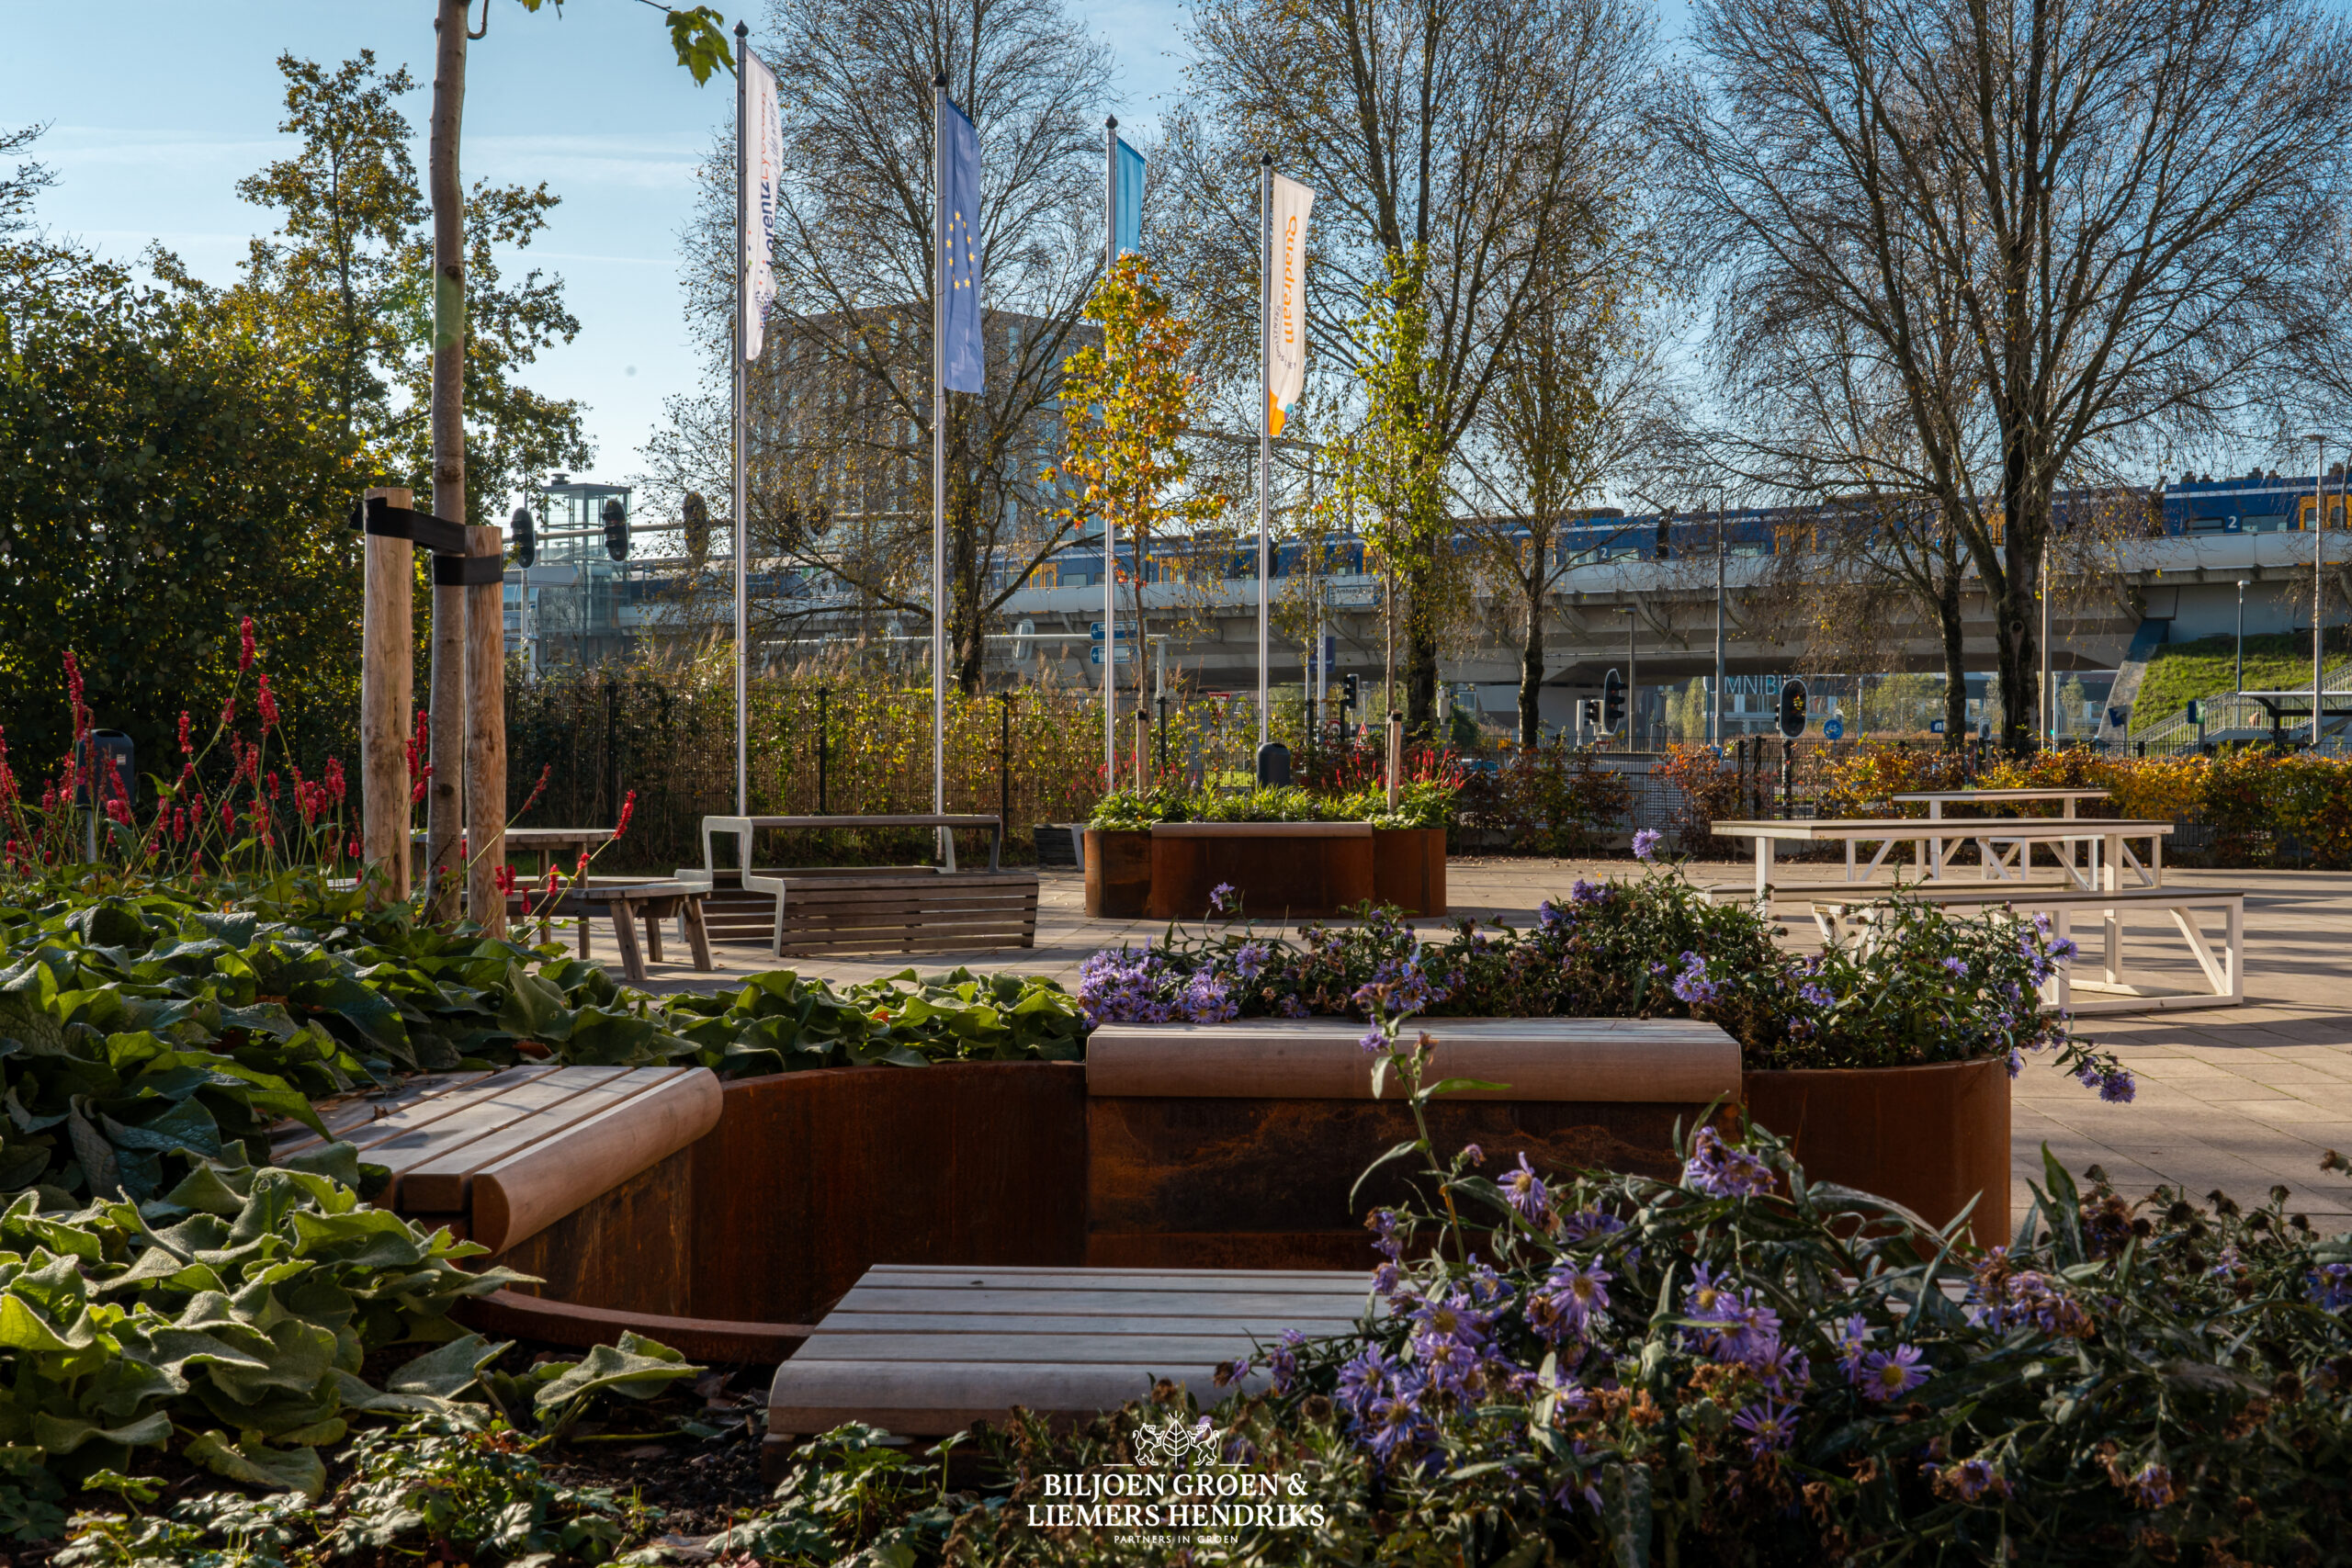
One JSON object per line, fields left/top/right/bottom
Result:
{"left": 239, "top": 616, "right": 256, "bottom": 672}
{"left": 177, "top": 711, "right": 193, "bottom": 756}
{"left": 256, "top": 673, "right": 278, "bottom": 731}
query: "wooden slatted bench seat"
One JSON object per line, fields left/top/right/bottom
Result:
{"left": 765, "top": 1263, "right": 1380, "bottom": 1457}
{"left": 1086, "top": 1018, "right": 1740, "bottom": 1269}
{"left": 684, "top": 815, "right": 1039, "bottom": 957}
{"left": 269, "top": 1064, "right": 722, "bottom": 1251}
{"left": 1810, "top": 885, "right": 2245, "bottom": 1013}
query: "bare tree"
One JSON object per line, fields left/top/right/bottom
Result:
{"left": 1459, "top": 264, "right": 1679, "bottom": 746}
{"left": 739, "top": 0, "right": 1113, "bottom": 692}
{"left": 1160, "top": 0, "right": 1658, "bottom": 735}
{"left": 1677, "top": 0, "right": 2352, "bottom": 750}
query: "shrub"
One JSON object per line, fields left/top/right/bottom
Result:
{"left": 1077, "top": 859, "right": 2128, "bottom": 1087}
{"left": 1453, "top": 739, "right": 1632, "bottom": 853}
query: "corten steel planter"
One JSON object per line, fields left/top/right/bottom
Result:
{"left": 1082, "top": 829, "right": 1151, "bottom": 918}
{"left": 1146, "top": 822, "right": 1376, "bottom": 921}
{"left": 1372, "top": 827, "right": 1447, "bottom": 916}
{"left": 1084, "top": 1019, "right": 1741, "bottom": 1270}
{"left": 1743, "top": 1055, "right": 2011, "bottom": 1247}
{"left": 472, "top": 1061, "right": 1088, "bottom": 1348}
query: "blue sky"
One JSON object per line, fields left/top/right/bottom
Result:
{"left": 0, "top": 0, "right": 1194, "bottom": 500}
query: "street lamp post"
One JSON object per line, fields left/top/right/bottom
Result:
{"left": 2235, "top": 579, "right": 2248, "bottom": 698}
{"left": 1713, "top": 494, "right": 1726, "bottom": 747}
{"left": 2310, "top": 434, "right": 2330, "bottom": 751}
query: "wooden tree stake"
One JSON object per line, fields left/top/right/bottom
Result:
{"left": 360, "top": 486, "right": 414, "bottom": 902}
{"left": 425, "top": 527, "right": 467, "bottom": 920}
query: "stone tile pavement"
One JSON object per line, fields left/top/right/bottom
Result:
{"left": 620, "top": 858, "right": 2352, "bottom": 1231}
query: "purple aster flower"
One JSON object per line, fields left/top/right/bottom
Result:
{"left": 2006, "top": 1049, "right": 2024, "bottom": 1079}
{"left": 1267, "top": 1327, "right": 1306, "bottom": 1393}
{"left": 1670, "top": 951, "right": 1725, "bottom": 1007}
{"left": 1732, "top": 1399, "right": 1797, "bottom": 1458}
{"left": 1500, "top": 1152, "right": 1550, "bottom": 1222}
{"left": 1632, "top": 828, "right": 1663, "bottom": 861}
{"left": 1231, "top": 941, "right": 1270, "bottom": 979}
{"left": 1833, "top": 1313, "right": 1872, "bottom": 1373}
{"left": 2306, "top": 1262, "right": 2352, "bottom": 1311}
{"left": 2076, "top": 1063, "right": 2136, "bottom": 1103}
{"left": 1798, "top": 982, "right": 1835, "bottom": 1009}
{"left": 1941, "top": 956, "right": 1970, "bottom": 978}
{"left": 1683, "top": 1125, "right": 1775, "bottom": 1199}
{"left": 1527, "top": 1261, "right": 1612, "bottom": 1344}
{"left": 1857, "top": 1343, "right": 1928, "bottom": 1402}
{"left": 2048, "top": 935, "right": 2079, "bottom": 964}
{"left": 1570, "top": 878, "right": 1609, "bottom": 906}
{"left": 1182, "top": 970, "right": 1238, "bottom": 1022}
{"left": 1949, "top": 1458, "right": 2004, "bottom": 1503}
{"left": 1207, "top": 882, "right": 1239, "bottom": 919}
{"left": 1276, "top": 994, "right": 1310, "bottom": 1018}
{"left": 2127, "top": 1462, "right": 2176, "bottom": 1510}
{"left": 1460, "top": 1143, "right": 1487, "bottom": 1167}
{"left": 1359, "top": 1024, "right": 1389, "bottom": 1055}
{"left": 1559, "top": 1209, "right": 1626, "bottom": 1244}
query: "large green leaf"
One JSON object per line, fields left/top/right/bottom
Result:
{"left": 185, "top": 1430, "right": 329, "bottom": 1498}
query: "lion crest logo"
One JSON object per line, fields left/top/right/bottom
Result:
{"left": 1131, "top": 1414, "right": 1219, "bottom": 1467}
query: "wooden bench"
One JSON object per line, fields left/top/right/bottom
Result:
{"left": 528, "top": 879, "right": 714, "bottom": 984}
{"left": 765, "top": 1263, "right": 1378, "bottom": 1449}
{"left": 684, "top": 815, "right": 1038, "bottom": 957}
{"left": 1086, "top": 1018, "right": 1740, "bottom": 1269}
{"left": 269, "top": 1065, "right": 723, "bottom": 1251}
{"left": 1810, "top": 885, "right": 2245, "bottom": 1013}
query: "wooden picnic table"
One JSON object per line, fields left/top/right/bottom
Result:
{"left": 1887, "top": 788, "right": 2109, "bottom": 818}
{"left": 1711, "top": 816, "right": 2175, "bottom": 900}
{"left": 533, "top": 878, "right": 714, "bottom": 983}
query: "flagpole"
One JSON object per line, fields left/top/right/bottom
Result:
{"left": 1256, "top": 152, "right": 1272, "bottom": 751}
{"left": 731, "top": 21, "right": 750, "bottom": 818}
{"left": 933, "top": 74, "right": 949, "bottom": 849}
{"left": 1103, "top": 115, "right": 1118, "bottom": 791}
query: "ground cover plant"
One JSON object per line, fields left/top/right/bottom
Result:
{"left": 1087, "top": 779, "right": 1459, "bottom": 831}
{"left": 1076, "top": 848, "right": 2132, "bottom": 1092}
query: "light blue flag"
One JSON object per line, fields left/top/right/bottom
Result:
{"left": 939, "top": 96, "right": 984, "bottom": 394}
{"left": 1112, "top": 136, "right": 1146, "bottom": 257}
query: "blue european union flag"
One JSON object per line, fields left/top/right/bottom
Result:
{"left": 939, "top": 96, "right": 984, "bottom": 394}
{"left": 1112, "top": 136, "right": 1145, "bottom": 257}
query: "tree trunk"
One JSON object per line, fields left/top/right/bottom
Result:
{"left": 1404, "top": 563, "right": 1440, "bottom": 739}
{"left": 1938, "top": 573, "right": 1968, "bottom": 749}
{"left": 424, "top": 0, "right": 469, "bottom": 920}
{"left": 1519, "top": 577, "right": 1544, "bottom": 749}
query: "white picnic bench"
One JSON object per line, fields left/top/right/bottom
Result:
{"left": 1886, "top": 787, "right": 2110, "bottom": 818}
{"left": 1709, "top": 817, "right": 2174, "bottom": 903}
{"left": 683, "top": 815, "right": 1039, "bottom": 957}
{"left": 765, "top": 1264, "right": 1379, "bottom": 1445}
{"left": 270, "top": 1065, "right": 721, "bottom": 1251}
{"left": 1807, "top": 884, "right": 2245, "bottom": 1013}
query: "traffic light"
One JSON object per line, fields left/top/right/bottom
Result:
{"left": 602, "top": 496, "right": 630, "bottom": 561}
{"left": 682, "top": 491, "right": 709, "bottom": 567}
{"left": 511, "top": 504, "right": 535, "bottom": 569}
{"left": 1601, "top": 668, "right": 1625, "bottom": 735}
{"left": 1777, "top": 677, "right": 1809, "bottom": 739}
{"left": 1341, "top": 672, "right": 1361, "bottom": 713}
{"left": 1580, "top": 697, "right": 1601, "bottom": 731}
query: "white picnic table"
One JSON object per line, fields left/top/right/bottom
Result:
{"left": 1886, "top": 787, "right": 2109, "bottom": 818}
{"left": 1711, "top": 816, "right": 2174, "bottom": 900}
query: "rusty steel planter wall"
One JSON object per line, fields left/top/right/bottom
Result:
{"left": 1743, "top": 1056, "right": 2011, "bottom": 1247}
{"left": 1087, "top": 1098, "right": 1701, "bottom": 1270}
{"left": 492, "top": 1062, "right": 1087, "bottom": 1329}
{"left": 1082, "top": 829, "right": 1151, "bottom": 918}
{"left": 1147, "top": 831, "right": 1375, "bottom": 921}
{"left": 1372, "top": 828, "right": 1446, "bottom": 916}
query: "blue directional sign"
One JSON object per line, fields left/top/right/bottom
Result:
{"left": 1823, "top": 716, "right": 1844, "bottom": 740}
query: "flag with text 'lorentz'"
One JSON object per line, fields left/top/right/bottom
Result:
{"left": 741, "top": 48, "right": 783, "bottom": 361}
{"left": 939, "top": 96, "right": 984, "bottom": 393}
{"left": 1112, "top": 136, "right": 1145, "bottom": 257}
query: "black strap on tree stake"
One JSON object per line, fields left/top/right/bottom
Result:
{"left": 349, "top": 494, "right": 477, "bottom": 558}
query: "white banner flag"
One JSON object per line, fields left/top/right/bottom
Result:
{"left": 1267, "top": 172, "right": 1314, "bottom": 436}
{"left": 741, "top": 50, "right": 783, "bottom": 360}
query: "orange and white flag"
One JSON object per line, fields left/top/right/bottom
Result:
{"left": 1267, "top": 172, "right": 1315, "bottom": 435}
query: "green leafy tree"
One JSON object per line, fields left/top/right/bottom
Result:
{"left": 0, "top": 252, "right": 365, "bottom": 774}
{"left": 1054, "top": 255, "right": 1229, "bottom": 717}
{"left": 1319, "top": 251, "right": 1452, "bottom": 725}
{"left": 226, "top": 51, "right": 588, "bottom": 519}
